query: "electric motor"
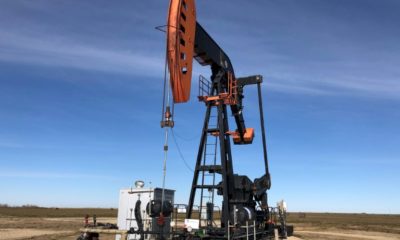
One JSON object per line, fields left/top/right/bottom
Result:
{"left": 146, "top": 200, "right": 173, "bottom": 217}
{"left": 236, "top": 206, "right": 255, "bottom": 226}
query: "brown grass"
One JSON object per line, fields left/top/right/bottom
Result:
{"left": 287, "top": 212, "right": 400, "bottom": 235}
{"left": 1, "top": 208, "right": 400, "bottom": 239}
{"left": 0, "top": 207, "right": 117, "bottom": 218}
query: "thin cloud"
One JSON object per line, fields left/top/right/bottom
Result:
{"left": 1, "top": 0, "right": 399, "bottom": 99}
{"left": 239, "top": 58, "right": 400, "bottom": 98}
{"left": 199, "top": 1, "right": 400, "bottom": 99}
{"left": 0, "top": 30, "right": 164, "bottom": 77}
{"left": 0, "top": 170, "right": 115, "bottom": 180}
{"left": 266, "top": 81, "right": 331, "bottom": 95}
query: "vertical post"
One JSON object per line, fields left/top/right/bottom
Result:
{"left": 257, "top": 82, "right": 271, "bottom": 186}
{"left": 227, "top": 220, "right": 230, "bottom": 240}
{"left": 246, "top": 221, "right": 249, "bottom": 240}
{"left": 253, "top": 220, "right": 256, "bottom": 240}
{"left": 274, "top": 228, "right": 279, "bottom": 240}
{"left": 218, "top": 102, "right": 230, "bottom": 230}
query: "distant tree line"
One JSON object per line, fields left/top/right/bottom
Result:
{"left": 0, "top": 203, "right": 40, "bottom": 208}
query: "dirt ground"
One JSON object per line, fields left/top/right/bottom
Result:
{"left": 0, "top": 208, "right": 399, "bottom": 239}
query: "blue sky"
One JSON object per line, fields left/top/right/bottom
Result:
{"left": 0, "top": 0, "right": 399, "bottom": 213}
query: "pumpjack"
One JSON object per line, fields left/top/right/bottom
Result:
{"left": 159, "top": 0, "right": 292, "bottom": 239}
{"left": 77, "top": 1, "right": 292, "bottom": 240}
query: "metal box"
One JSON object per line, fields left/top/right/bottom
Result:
{"left": 116, "top": 187, "right": 174, "bottom": 240}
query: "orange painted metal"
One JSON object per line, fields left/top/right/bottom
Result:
{"left": 167, "top": 0, "right": 196, "bottom": 103}
{"left": 198, "top": 72, "right": 238, "bottom": 105}
{"left": 229, "top": 128, "right": 255, "bottom": 144}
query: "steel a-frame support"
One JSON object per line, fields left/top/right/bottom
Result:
{"left": 186, "top": 70, "right": 235, "bottom": 233}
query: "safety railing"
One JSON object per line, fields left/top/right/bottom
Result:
{"left": 198, "top": 75, "right": 211, "bottom": 99}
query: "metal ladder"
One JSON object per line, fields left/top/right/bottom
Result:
{"left": 198, "top": 108, "right": 219, "bottom": 227}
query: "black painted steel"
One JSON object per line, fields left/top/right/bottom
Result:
{"left": 186, "top": 100, "right": 213, "bottom": 219}
{"left": 257, "top": 82, "right": 271, "bottom": 188}
{"left": 186, "top": 69, "right": 236, "bottom": 232}
{"left": 194, "top": 23, "right": 248, "bottom": 143}
{"left": 184, "top": 20, "right": 279, "bottom": 239}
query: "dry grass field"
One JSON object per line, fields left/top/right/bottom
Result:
{"left": 287, "top": 212, "right": 400, "bottom": 239}
{"left": 0, "top": 207, "right": 117, "bottom": 240}
{"left": 0, "top": 207, "right": 399, "bottom": 239}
